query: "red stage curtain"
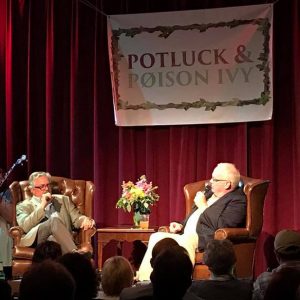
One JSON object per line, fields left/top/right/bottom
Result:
{"left": 0, "top": 0, "right": 299, "bottom": 276}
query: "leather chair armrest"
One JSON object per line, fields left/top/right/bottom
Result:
{"left": 78, "top": 226, "right": 97, "bottom": 252}
{"left": 79, "top": 226, "right": 96, "bottom": 242}
{"left": 214, "top": 228, "right": 250, "bottom": 240}
{"left": 13, "top": 246, "right": 35, "bottom": 260}
{"left": 9, "top": 226, "right": 24, "bottom": 246}
{"left": 158, "top": 226, "right": 170, "bottom": 232}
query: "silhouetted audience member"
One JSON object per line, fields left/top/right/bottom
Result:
{"left": 58, "top": 252, "right": 98, "bottom": 300}
{"left": 120, "top": 238, "right": 179, "bottom": 300}
{"left": 150, "top": 237, "right": 179, "bottom": 269}
{"left": 99, "top": 256, "right": 134, "bottom": 299}
{"left": 189, "top": 239, "right": 252, "bottom": 300}
{"left": 296, "top": 283, "right": 300, "bottom": 300}
{"left": 0, "top": 279, "right": 12, "bottom": 300}
{"left": 129, "top": 240, "right": 147, "bottom": 271}
{"left": 7, "top": 240, "right": 62, "bottom": 300}
{"left": 19, "top": 260, "right": 75, "bottom": 300}
{"left": 264, "top": 267, "right": 300, "bottom": 300}
{"left": 32, "top": 240, "right": 62, "bottom": 263}
{"left": 253, "top": 229, "right": 300, "bottom": 300}
{"left": 150, "top": 245, "right": 198, "bottom": 300}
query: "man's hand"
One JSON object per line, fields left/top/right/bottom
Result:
{"left": 80, "top": 217, "right": 95, "bottom": 231}
{"left": 194, "top": 191, "right": 208, "bottom": 209}
{"left": 41, "top": 192, "right": 52, "bottom": 209}
{"left": 169, "top": 222, "right": 183, "bottom": 233}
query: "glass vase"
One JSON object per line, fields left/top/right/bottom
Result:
{"left": 133, "top": 211, "right": 150, "bottom": 229}
{"left": 139, "top": 214, "right": 150, "bottom": 229}
{"left": 133, "top": 211, "right": 141, "bottom": 228}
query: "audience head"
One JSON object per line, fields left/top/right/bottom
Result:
{"left": 19, "top": 260, "right": 75, "bottom": 300}
{"left": 129, "top": 240, "right": 147, "bottom": 270}
{"left": 296, "top": 283, "right": 300, "bottom": 300}
{"left": 150, "top": 237, "right": 179, "bottom": 266}
{"left": 264, "top": 267, "right": 300, "bottom": 300}
{"left": 274, "top": 229, "right": 300, "bottom": 262}
{"left": 58, "top": 252, "right": 98, "bottom": 300}
{"left": 32, "top": 240, "right": 62, "bottom": 264}
{"left": 203, "top": 239, "right": 236, "bottom": 276}
{"left": 211, "top": 163, "right": 240, "bottom": 196}
{"left": 101, "top": 256, "right": 134, "bottom": 297}
{"left": 150, "top": 245, "right": 193, "bottom": 300}
{"left": 0, "top": 279, "right": 12, "bottom": 300}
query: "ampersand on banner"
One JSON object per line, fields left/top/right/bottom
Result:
{"left": 234, "top": 45, "right": 253, "bottom": 63}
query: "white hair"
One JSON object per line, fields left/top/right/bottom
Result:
{"left": 216, "top": 163, "right": 240, "bottom": 188}
{"left": 28, "top": 171, "right": 51, "bottom": 188}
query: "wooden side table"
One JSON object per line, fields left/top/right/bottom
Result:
{"left": 96, "top": 227, "right": 156, "bottom": 269}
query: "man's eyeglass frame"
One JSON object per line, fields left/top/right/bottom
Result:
{"left": 34, "top": 183, "right": 50, "bottom": 190}
{"left": 211, "top": 178, "right": 229, "bottom": 182}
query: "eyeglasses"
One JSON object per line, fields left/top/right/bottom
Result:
{"left": 34, "top": 184, "right": 50, "bottom": 190}
{"left": 211, "top": 178, "right": 228, "bottom": 182}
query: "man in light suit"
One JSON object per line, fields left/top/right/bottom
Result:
{"left": 16, "top": 171, "right": 95, "bottom": 253}
{"left": 138, "top": 162, "right": 246, "bottom": 281}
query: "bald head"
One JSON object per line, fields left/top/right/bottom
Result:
{"left": 212, "top": 163, "right": 240, "bottom": 189}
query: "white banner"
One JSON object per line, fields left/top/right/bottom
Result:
{"left": 108, "top": 4, "right": 273, "bottom": 126}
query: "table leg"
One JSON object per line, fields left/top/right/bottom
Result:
{"left": 97, "top": 241, "right": 106, "bottom": 270}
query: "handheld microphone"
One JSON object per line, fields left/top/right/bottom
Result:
{"left": 45, "top": 194, "right": 53, "bottom": 202}
{"left": 203, "top": 182, "right": 213, "bottom": 198}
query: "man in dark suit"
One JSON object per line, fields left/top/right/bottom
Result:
{"left": 138, "top": 162, "right": 246, "bottom": 281}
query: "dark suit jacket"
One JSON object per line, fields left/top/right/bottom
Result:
{"left": 120, "top": 282, "right": 204, "bottom": 300}
{"left": 188, "top": 278, "right": 253, "bottom": 300}
{"left": 182, "top": 187, "right": 246, "bottom": 250}
{"left": 120, "top": 283, "right": 153, "bottom": 300}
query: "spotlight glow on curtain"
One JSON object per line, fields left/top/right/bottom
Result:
{"left": 108, "top": 4, "right": 273, "bottom": 126}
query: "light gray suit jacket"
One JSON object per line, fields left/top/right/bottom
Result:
{"left": 16, "top": 194, "right": 85, "bottom": 247}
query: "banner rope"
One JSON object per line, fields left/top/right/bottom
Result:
{"left": 78, "top": 0, "right": 108, "bottom": 18}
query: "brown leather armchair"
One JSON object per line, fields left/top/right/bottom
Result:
{"left": 6, "top": 176, "right": 96, "bottom": 278}
{"left": 183, "top": 175, "right": 270, "bottom": 280}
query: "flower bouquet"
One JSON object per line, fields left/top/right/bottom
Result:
{"left": 116, "top": 175, "right": 159, "bottom": 227}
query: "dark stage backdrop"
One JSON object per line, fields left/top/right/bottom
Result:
{"left": 0, "top": 0, "right": 299, "bottom": 276}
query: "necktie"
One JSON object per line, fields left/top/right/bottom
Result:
{"left": 45, "top": 203, "right": 56, "bottom": 219}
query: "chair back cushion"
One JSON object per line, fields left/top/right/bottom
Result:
{"left": 240, "top": 176, "right": 270, "bottom": 237}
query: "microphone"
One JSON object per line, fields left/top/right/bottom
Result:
{"left": 193, "top": 182, "right": 213, "bottom": 210}
{"left": 44, "top": 194, "right": 53, "bottom": 203}
{"left": 203, "top": 182, "right": 213, "bottom": 199}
